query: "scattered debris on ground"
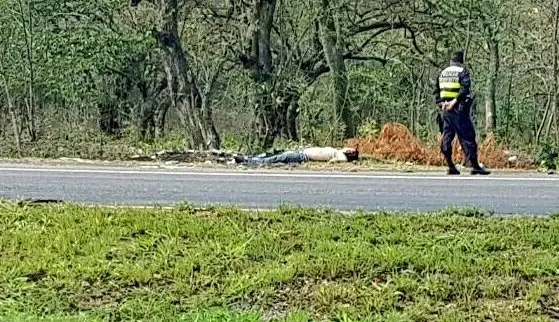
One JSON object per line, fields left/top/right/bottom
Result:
{"left": 128, "top": 149, "right": 241, "bottom": 164}
{"left": 127, "top": 149, "right": 294, "bottom": 167}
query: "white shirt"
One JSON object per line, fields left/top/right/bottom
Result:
{"left": 302, "top": 147, "right": 348, "bottom": 162}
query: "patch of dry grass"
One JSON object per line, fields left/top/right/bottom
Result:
{"left": 348, "top": 123, "right": 537, "bottom": 170}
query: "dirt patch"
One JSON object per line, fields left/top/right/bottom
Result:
{"left": 347, "top": 123, "right": 537, "bottom": 169}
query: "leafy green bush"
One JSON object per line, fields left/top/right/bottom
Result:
{"left": 537, "top": 141, "right": 559, "bottom": 170}
{"left": 357, "top": 117, "right": 380, "bottom": 139}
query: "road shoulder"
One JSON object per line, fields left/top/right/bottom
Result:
{"left": 0, "top": 158, "right": 554, "bottom": 178}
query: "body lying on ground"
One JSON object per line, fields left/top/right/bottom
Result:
{"left": 233, "top": 147, "right": 359, "bottom": 166}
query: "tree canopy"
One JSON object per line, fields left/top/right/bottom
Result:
{"left": 0, "top": 0, "right": 558, "bottom": 156}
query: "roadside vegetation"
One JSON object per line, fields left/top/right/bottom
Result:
{"left": 2, "top": 203, "right": 559, "bottom": 321}
{"left": 1, "top": 0, "right": 559, "bottom": 170}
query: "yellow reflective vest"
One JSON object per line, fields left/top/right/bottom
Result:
{"left": 438, "top": 65, "right": 464, "bottom": 100}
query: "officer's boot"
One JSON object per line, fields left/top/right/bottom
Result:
{"left": 447, "top": 167, "right": 461, "bottom": 175}
{"left": 443, "top": 153, "right": 460, "bottom": 175}
{"left": 469, "top": 158, "right": 491, "bottom": 175}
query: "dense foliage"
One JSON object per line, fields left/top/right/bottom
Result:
{"left": 1, "top": 0, "right": 558, "bottom": 156}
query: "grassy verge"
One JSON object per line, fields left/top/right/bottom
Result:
{"left": 0, "top": 132, "right": 549, "bottom": 173}
{"left": 1, "top": 204, "right": 559, "bottom": 321}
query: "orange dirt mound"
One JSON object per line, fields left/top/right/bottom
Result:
{"left": 347, "top": 123, "right": 535, "bottom": 169}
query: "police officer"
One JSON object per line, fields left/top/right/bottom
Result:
{"left": 433, "top": 51, "right": 490, "bottom": 175}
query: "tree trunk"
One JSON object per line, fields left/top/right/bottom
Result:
{"left": 253, "top": 94, "right": 277, "bottom": 149}
{"left": 138, "top": 89, "right": 155, "bottom": 140}
{"left": 256, "top": 0, "right": 275, "bottom": 77}
{"left": 485, "top": 37, "right": 499, "bottom": 134}
{"left": 2, "top": 77, "right": 21, "bottom": 156}
{"left": 504, "top": 41, "right": 516, "bottom": 142}
{"left": 139, "top": 101, "right": 168, "bottom": 141}
{"left": 273, "top": 85, "right": 300, "bottom": 141}
{"left": 248, "top": 0, "right": 278, "bottom": 150}
{"left": 554, "top": 0, "right": 559, "bottom": 141}
{"left": 17, "top": 0, "right": 38, "bottom": 142}
{"left": 201, "top": 93, "right": 221, "bottom": 149}
{"left": 537, "top": 0, "right": 559, "bottom": 143}
{"left": 138, "top": 75, "right": 167, "bottom": 140}
{"left": 155, "top": 0, "right": 220, "bottom": 150}
{"left": 317, "top": 0, "right": 351, "bottom": 138}
{"left": 154, "top": 101, "right": 168, "bottom": 139}
{"left": 98, "top": 102, "right": 120, "bottom": 136}
{"left": 140, "top": 102, "right": 155, "bottom": 140}
{"left": 536, "top": 95, "right": 551, "bottom": 144}
{"left": 286, "top": 96, "right": 300, "bottom": 141}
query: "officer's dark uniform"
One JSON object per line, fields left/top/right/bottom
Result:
{"left": 433, "top": 51, "right": 490, "bottom": 175}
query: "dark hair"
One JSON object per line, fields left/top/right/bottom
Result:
{"left": 344, "top": 149, "right": 360, "bottom": 162}
{"left": 451, "top": 51, "right": 464, "bottom": 64}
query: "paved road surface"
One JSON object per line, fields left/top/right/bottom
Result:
{"left": 0, "top": 164, "right": 558, "bottom": 214}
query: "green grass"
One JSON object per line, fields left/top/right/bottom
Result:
{"left": 1, "top": 203, "right": 559, "bottom": 321}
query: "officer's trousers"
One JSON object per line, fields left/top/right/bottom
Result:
{"left": 440, "top": 110, "right": 478, "bottom": 167}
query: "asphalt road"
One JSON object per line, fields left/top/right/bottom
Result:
{"left": 0, "top": 164, "right": 558, "bottom": 214}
